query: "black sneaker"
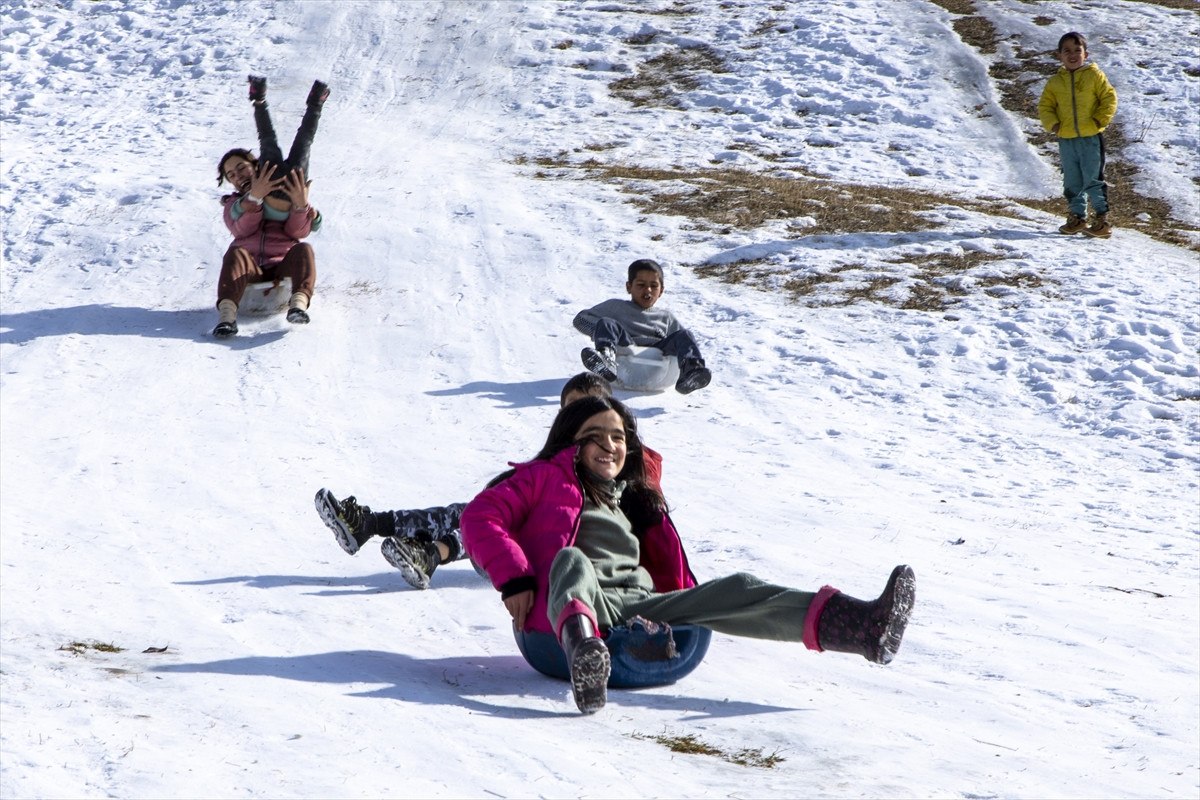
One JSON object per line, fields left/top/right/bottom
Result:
{"left": 286, "top": 307, "right": 310, "bottom": 324}
{"left": 212, "top": 320, "right": 238, "bottom": 338}
{"left": 247, "top": 75, "right": 267, "bottom": 104}
{"left": 314, "top": 489, "right": 372, "bottom": 555}
{"left": 307, "top": 79, "right": 330, "bottom": 107}
{"left": 581, "top": 347, "right": 618, "bottom": 382}
{"left": 675, "top": 362, "right": 711, "bottom": 395}
{"left": 381, "top": 536, "right": 440, "bottom": 590}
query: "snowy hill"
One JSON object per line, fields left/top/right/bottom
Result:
{"left": 2, "top": 1, "right": 1197, "bottom": 797}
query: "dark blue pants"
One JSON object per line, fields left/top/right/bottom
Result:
{"left": 591, "top": 317, "right": 704, "bottom": 365}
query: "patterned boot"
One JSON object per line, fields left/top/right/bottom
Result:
{"left": 812, "top": 565, "right": 916, "bottom": 664}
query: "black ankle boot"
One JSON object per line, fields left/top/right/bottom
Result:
{"left": 816, "top": 565, "right": 915, "bottom": 664}
{"left": 559, "top": 615, "right": 610, "bottom": 714}
{"left": 307, "top": 79, "right": 330, "bottom": 107}
{"left": 247, "top": 74, "right": 267, "bottom": 104}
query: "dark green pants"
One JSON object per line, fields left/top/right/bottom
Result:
{"left": 548, "top": 547, "right": 814, "bottom": 641}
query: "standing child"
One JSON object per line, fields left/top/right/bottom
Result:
{"left": 1037, "top": 32, "right": 1118, "bottom": 239}
{"left": 573, "top": 259, "right": 712, "bottom": 395}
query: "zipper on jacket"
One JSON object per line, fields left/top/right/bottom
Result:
{"left": 1069, "top": 70, "right": 1080, "bottom": 138}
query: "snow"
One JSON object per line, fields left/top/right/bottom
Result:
{"left": 2, "top": 1, "right": 1197, "bottom": 798}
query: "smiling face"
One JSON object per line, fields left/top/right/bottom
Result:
{"left": 574, "top": 409, "right": 627, "bottom": 480}
{"left": 222, "top": 155, "right": 255, "bottom": 193}
{"left": 626, "top": 269, "right": 664, "bottom": 310}
{"left": 1056, "top": 38, "right": 1087, "bottom": 71}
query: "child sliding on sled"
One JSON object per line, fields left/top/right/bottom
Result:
{"left": 461, "top": 395, "right": 916, "bottom": 714}
{"left": 315, "top": 373, "right": 665, "bottom": 589}
{"left": 212, "top": 76, "right": 330, "bottom": 338}
{"left": 573, "top": 259, "right": 712, "bottom": 395}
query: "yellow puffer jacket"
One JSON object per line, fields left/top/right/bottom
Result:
{"left": 1038, "top": 62, "right": 1118, "bottom": 138}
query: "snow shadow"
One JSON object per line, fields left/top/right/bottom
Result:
{"left": 426, "top": 377, "right": 570, "bottom": 409}
{"left": 0, "top": 304, "right": 286, "bottom": 348}
{"left": 174, "top": 567, "right": 485, "bottom": 595}
{"left": 152, "top": 649, "right": 804, "bottom": 719}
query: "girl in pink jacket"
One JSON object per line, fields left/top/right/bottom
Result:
{"left": 210, "top": 76, "right": 329, "bottom": 338}
{"left": 461, "top": 395, "right": 917, "bottom": 714}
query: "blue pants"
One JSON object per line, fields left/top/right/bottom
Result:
{"left": 1058, "top": 134, "right": 1108, "bottom": 217}
{"left": 591, "top": 317, "right": 704, "bottom": 365}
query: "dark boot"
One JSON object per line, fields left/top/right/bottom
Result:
{"left": 581, "top": 347, "right": 618, "bottom": 382}
{"left": 675, "top": 359, "right": 712, "bottom": 395}
{"left": 314, "top": 488, "right": 375, "bottom": 555}
{"left": 307, "top": 79, "right": 330, "bottom": 107}
{"left": 560, "top": 615, "right": 610, "bottom": 714}
{"left": 381, "top": 536, "right": 440, "bottom": 590}
{"left": 816, "top": 565, "right": 915, "bottom": 664}
{"left": 247, "top": 74, "right": 267, "bottom": 104}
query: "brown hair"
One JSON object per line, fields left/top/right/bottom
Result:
{"left": 216, "top": 148, "right": 256, "bottom": 186}
{"left": 1056, "top": 32, "right": 1087, "bottom": 53}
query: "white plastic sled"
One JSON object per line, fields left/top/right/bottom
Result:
{"left": 612, "top": 345, "right": 679, "bottom": 392}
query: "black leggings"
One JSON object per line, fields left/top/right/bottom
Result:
{"left": 254, "top": 101, "right": 322, "bottom": 187}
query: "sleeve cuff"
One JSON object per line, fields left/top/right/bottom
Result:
{"left": 500, "top": 575, "right": 537, "bottom": 600}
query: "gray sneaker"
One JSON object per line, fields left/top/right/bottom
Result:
{"left": 381, "top": 536, "right": 440, "bottom": 590}
{"left": 314, "top": 489, "right": 372, "bottom": 555}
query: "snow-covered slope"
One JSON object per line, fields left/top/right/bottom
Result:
{"left": 2, "top": 1, "right": 1197, "bottom": 797}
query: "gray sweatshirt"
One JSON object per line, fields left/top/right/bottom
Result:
{"left": 572, "top": 299, "right": 682, "bottom": 346}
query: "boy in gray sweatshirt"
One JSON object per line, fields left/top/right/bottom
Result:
{"left": 573, "top": 259, "right": 712, "bottom": 395}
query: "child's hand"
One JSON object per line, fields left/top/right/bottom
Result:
{"left": 245, "top": 161, "right": 284, "bottom": 203}
{"left": 1051, "top": 123, "right": 1060, "bottom": 135}
{"left": 504, "top": 589, "right": 535, "bottom": 630}
{"left": 282, "top": 167, "right": 310, "bottom": 210}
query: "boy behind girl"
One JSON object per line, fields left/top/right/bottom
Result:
{"left": 573, "top": 259, "right": 712, "bottom": 395}
{"left": 1037, "top": 31, "right": 1118, "bottom": 239}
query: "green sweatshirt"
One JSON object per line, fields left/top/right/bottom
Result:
{"left": 575, "top": 481, "right": 656, "bottom": 596}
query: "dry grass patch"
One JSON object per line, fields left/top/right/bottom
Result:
{"left": 630, "top": 732, "right": 785, "bottom": 769}
{"left": 610, "top": 45, "right": 727, "bottom": 108}
{"left": 523, "top": 156, "right": 991, "bottom": 234}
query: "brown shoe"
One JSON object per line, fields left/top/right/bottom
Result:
{"left": 1084, "top": 213, "right": 1112, "bottom": 239}
{"left": 1058, "top": 213, "right": 1087, "bottom": 235}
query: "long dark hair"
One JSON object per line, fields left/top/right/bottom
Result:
{"left": 216, "top": 147, "right": 256, "bottom": 186}
{"left": 488, "top": 395, "right": 666, "bottom": 526}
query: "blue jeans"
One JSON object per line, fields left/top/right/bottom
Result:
{"left": 1058, "top": 134, "right": 1108, "bottom": 217}
{"left": 591, "top": 317, "right": 704, "bottom": 366}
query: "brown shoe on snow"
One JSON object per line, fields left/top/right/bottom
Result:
{"left": 1058, "top": 213, "right": 1087, "bottom": 235}
{"left": 1084, "top": 213, "right": 1113, "bottom": 239}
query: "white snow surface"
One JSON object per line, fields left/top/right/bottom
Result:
{"left": 2, "top": 1, "right": 1198, "bottom": 798}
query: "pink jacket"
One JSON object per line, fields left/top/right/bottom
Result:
{"left": 222, "top": 195, "right": 320, "bottom": 266}
{"left": 461, "top": 446, "right": 696, "bottom": 635}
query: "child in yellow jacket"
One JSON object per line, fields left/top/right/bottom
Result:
{"left": 1038, "top": 32, "right": 1118, "bottom": 238}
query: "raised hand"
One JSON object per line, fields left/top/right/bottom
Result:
{"left": 245, "top": 160, "right": 285, "bottom": 203}
{"left": 282, "top": 167, "right": 310, "bottom": 210}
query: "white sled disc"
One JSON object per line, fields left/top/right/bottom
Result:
{"left": 613, "top": 345, "right": 679, "bottom": 392}
{"left": 239, "top": 283, "right": 290, "bottom": 317}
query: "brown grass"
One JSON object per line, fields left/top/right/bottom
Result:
{"left": 609, "top": 45, "right": 727, "bottom": 108}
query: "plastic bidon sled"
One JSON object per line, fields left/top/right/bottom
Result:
{"left": 515, "top": 619, "right": 711, "bottom": 688}
{"left": 612, "top": 345, "right": 680, "bottom": 392}
{"left": 238, "top": 283, "right": 290, "bottom": 316}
